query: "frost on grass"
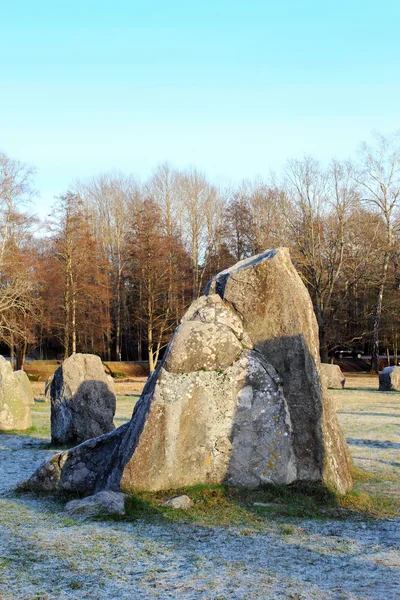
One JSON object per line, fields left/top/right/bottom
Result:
{"left": 0, "top": 377, "right": 399, "bottom": 599}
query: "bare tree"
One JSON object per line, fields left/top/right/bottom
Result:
{"left": 126, "top": 198, "right": 191, "bottom": 371}
{"left": 284, "top": 156, "right": 366, "bottom": 361}
{"left": 47, "top": 192, "right": 111, "bottom": 358}
{"left": 146, "top": 162, "right": 179, "bottom": 238}
{"left": 0, "top": 151, "right": 38, "bottom": 365}
{"left": 354, "top": 132, "right": 400, "bottom": 372}
{"left": 178, "top": 168, "right": 225, "bottom": 297}
{"left": 224, "top": 178, "right": 291, "bottom": 262}
{"left": 77, "top": 172, "right": 139, "bottom": 360}
{"left": 224, "top": 191, "right": 254, "bottom": 261}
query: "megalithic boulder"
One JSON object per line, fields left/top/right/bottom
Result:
{"left": 48, "top": 353, "right": 116, "bottom": 445}
{"left": 25, "top": 249, "right": 352, "bottom": 496}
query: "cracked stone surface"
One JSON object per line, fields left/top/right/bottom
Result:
{"left": 24, "top": 248, "right": 352, "bottom": 495}
{"left": 121, "top": 349, "right": 296, "bottom": 491}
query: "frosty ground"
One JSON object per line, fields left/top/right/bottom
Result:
{"left": 0, "top": 376, "right": 399, "bottom": 599}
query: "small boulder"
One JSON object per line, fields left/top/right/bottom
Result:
{"left": 379, "top": 366, "right": 400, "bottom": 391}
{"left": 64, "top": 490, "right": 127, "bottom": 519}
{"left": 0, "top": 356, "right": 32, "bottom": 431}
{"left": 49, "top": 353, "right": 116, "bottom": 445}
{"left": 320, "top": 364, "right": 346, "bottom": 389}
{"left": 161, "top": 495, "right": 193, "bottom": 510}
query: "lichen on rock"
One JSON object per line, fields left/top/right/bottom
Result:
{"left": 0, "top": 356, "right": 32, "bottom": 431}
{"left": 24, "top": 248, "right": 353, "bottom": 496}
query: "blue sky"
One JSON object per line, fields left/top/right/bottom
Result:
{"left": 1, "top": 0, "right": 399, "bottom": 218}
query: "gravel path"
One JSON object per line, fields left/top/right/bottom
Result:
{"left": 1, "top": 380, "right": 399, "bottom": 600}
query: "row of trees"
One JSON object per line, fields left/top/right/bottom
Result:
{"left": 1, "top": 132, "right": 400, "bottom": 371}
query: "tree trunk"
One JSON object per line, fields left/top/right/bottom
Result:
{"left": 64, "top": 277, "right": 70, "bottom": 358}
{"left": 106, "top": 311, "right": 112, "bottom": 361}
{"left": 371, "top": 288, "right": 383, "bottom": 373}
{"left": 115, "top": 270, "right": 122, "bottom": 361}
{"left": 9, "top": 331, "right": 14, "bottom": 371}
{"left": 137, "top": 323, "right": 142, "bottom": 361}
{"left": 371, "top": 251, "right": 390, "bottom": 373}
{"left": 319, "top": 335, "right": 329, "bottom": 364}
{"left": 16, "top": 341, "right": 27, "bottom": 371}
{"left": 148, "top": 328, "right": 155, "bottom": 372}
{"left": 317, "top": 311, "right": 329, "bottom": 363}
{"left": 71, "top": 290, "right": 77, "bottom": 354}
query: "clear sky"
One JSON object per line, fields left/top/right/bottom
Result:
{"left": 1, "top": 0, "right": 399, "bottom": 219}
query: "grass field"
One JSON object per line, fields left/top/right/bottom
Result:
{"left": 1, "top": 373, "right": 399, "bottom": 599}
{"left": 18, "top": 373, "right": 400, "bottom": 520}
{"left": 25, "top": 393, "right": 138, "bottom": 439}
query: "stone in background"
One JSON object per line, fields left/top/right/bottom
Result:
{"left": 379, "top": 366, "right": 400, "bottom": 391}
{"left": 48, "top": 353, "right": 116, "bottom": 445}
{"left": 320, "top": 364, "right": 346, "bottom": 389}
{"left": 0, "top": 356, "right": 32, "bottom": 431}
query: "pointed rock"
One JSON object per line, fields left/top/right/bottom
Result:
{"left": 24, "top": 249, "right": 352, "bottom": 496}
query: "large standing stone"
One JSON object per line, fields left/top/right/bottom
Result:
{"left": 49, "top": 353, "right": 116, "bottom": 445}
{"left": 25, "top": 249, "right": 352, "bottom": 496}
{"left": 320, "top": 364, "right": 346, "bottom": 389}
{"left": 379, "top": 366, "right": 400, "bottom": 391}
{"left": 203, "top": 249, "right": 352, "bottom": 491}
{"left": 0, "top": 357, "right": 32, "bottom": 431}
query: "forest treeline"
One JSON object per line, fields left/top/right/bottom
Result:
{"left": 1, "top": 131, "right": 400, "bottom": 372}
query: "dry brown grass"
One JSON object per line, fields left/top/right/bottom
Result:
{"left": 24, "top": 360, "right": 61, "bottom": 381}
{"left": 23, "top": 359, "right": 149, "bottom": 383}
{"left": 112, "top": 377, "right": 147, "bottom": 395}
{"left": 102, "top": 361, "right": 149, "bottom": 378}
{"left": 29, "top": 377, "right": 147, "bottom": 401}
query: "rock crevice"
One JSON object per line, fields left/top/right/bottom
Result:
{"left": 25, "top": 248, "right": 352, "bottom": 496}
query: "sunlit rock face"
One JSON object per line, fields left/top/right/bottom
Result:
{"left": 14, "top": 370, "right": 35, "bottom": 405}
{"left": 25, "top": 248, "right": 353, "bottom": 496}
{"left": 0, "top": 356, "right": 32, "bottom": 431}
{"left": 320, "top": 364, "right": 346, "bottom": 389}
{"left": 121, "top": 345, "right": 296, "bottom": 491}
